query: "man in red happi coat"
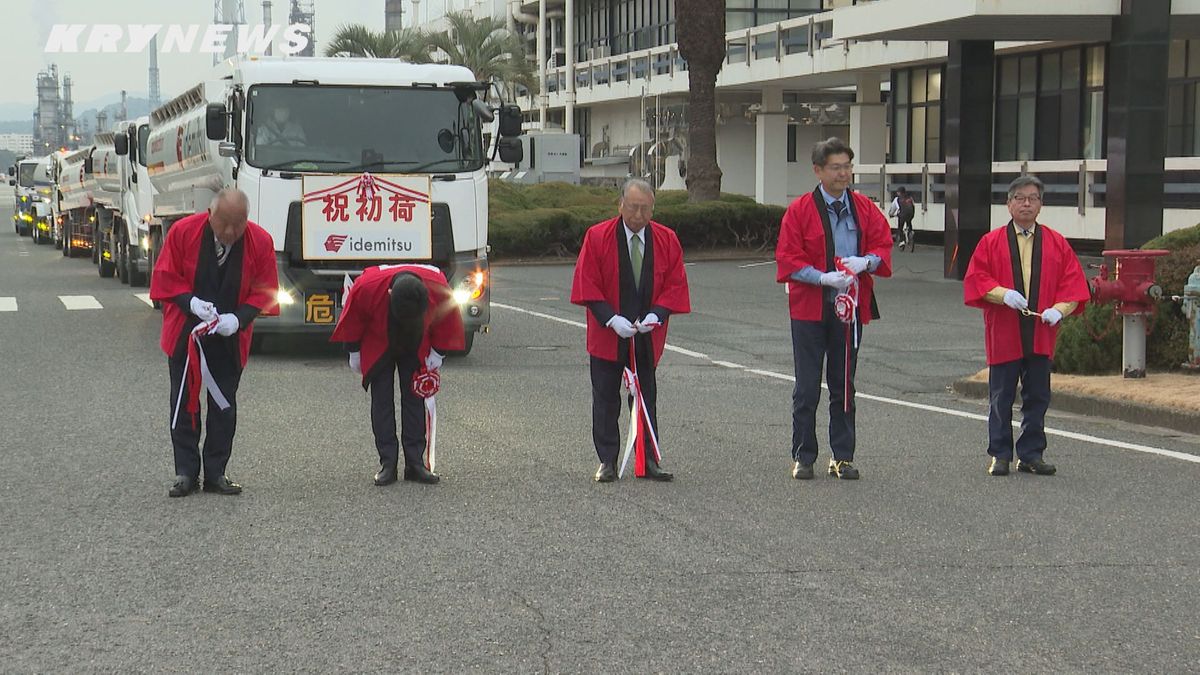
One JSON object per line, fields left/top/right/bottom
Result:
{"left": 331, "top": 264, "right": 464, "bottom": 486}
{"left": 150, "top": 189, "right": 279, "bottom": 498}
{"left": 571, "top": 178, "right": 691, "bottom": 483}
{"left": 963, "top": 175, "right": 1091, "bottom": 477}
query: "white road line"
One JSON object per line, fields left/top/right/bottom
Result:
{"left": 0, "top": 297, "right": 17, "bottom": 312}
{"left": 496, "top": 301, "right": 1199, "bottom": 464}
{"left": 18, "top": 252, "right": 30, "bottom": 257}
{"left": 737, "top": 260, "right": 775, "bottom": 268}
{"left": 711, "top": 361, "right": 745, "bottom": 369}
{"left": 59, "top": 295, "right": 103, "bottom": 310}
{"left": 134, "top": 293, "right": 154, "bottom": 307}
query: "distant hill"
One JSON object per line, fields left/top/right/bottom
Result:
{"left": 0, "top": 120, "right": 33, "bottom": 134}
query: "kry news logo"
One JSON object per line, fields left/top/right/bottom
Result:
{"left": 324, "top": 235, "right": 349, "bottom": 253}
{"left": 44, "top": 24, "right": 312, "bottom": 55}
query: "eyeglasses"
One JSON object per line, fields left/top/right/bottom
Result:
{"left": 1010, "top": 194, "right": 1042, "bottom": 204}
{"left": 823, "top": 163, "right": 854, "bottom": 173}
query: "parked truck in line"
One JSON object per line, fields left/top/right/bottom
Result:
{"left": 11, "top": 156, "right": 52, "bottom": 240}
{"left": 93, "top": 116, "right": 157, "bottom": 286}
{"left": 48, "top": 147, "right": 94, "bottom": 257}
{"left": 144, "top": 56, "right": 523, "bottom": 353}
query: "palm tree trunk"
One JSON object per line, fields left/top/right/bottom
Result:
{"left": 676, "top": 1, "right": 725, "bottom": 203}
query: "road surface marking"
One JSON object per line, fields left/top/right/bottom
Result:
{"left": 496, "top": 301, "right": 1200, "bottom": 464}
{"left": 59, "top": 295, "right": 103, "bottom": 310}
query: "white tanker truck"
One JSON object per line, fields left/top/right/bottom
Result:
{"left": 48, "top": 147, "right": 94, "bottom": 257}
{"left": 90, "top": 116, "right": 157, "bottom": 285}
{"left": 145, "top": 56, "right": 524, "bottom": 352}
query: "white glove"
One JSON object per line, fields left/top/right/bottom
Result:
{"left": 840, "top": 256, "right": 870, "bottom": 275}
{"left": 1041, "top": 308, "right": 1063, "bottom": 326}
{"left": 189, "top": 296, "right": 218, "bottom": 322}
{"left": 210, "top": 313, "right": 240, "bottom": 337}
{"left": 819, "top": 271, "right": 853, "bottom": 291}
{"left": 348, "top": 351, "right": 362, "bottom": 375}
{"left": 1003, "top": 289, "right": 1028, "bottom": 311}
{"left": 425, "top": 349, "right": 444, "bottom": 372}
{"left": 606, "top": 315, "right": 637, "bottom": 339}
{"left": 636, "top": 312, "right": 661, "bottom": 334}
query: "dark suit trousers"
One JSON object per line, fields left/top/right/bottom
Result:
{"left": 790, "top": 303, "right": 862, "bottom": 464}
{"left": 168, "top": 350, "right": 242, "bottom": 480}
{"left": 368, "top": 355, "right": 427, "bottom": 467}
{"left": 590, "top": 335, "right": 658, "bottom": 464}
{"left": 987, "top": 355, "right": 1051, "bottom": 462}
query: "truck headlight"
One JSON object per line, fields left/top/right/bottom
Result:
{"left": 277, "top": 289, "right": 296, "bottom": 305}
{"left": 454, "top": 270, "right": 486, "bottom": 305}
{"left": 141, "top": 236, "right": 150, "bottom": 251}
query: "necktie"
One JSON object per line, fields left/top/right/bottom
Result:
{"left": 631, "top": 233, "right": 643, "bottom": 288}
{"left": 215, "top": 240, "right": 228, "bottom": 267}
{"left": 830, "top": 200, "right": 846, "bottom": 222}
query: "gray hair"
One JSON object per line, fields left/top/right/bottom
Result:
{"left": 811, "top": 137, "right": 854, "bottom": 167}
{"left": 210, "top": 188, "right": 250, "bottom": 214}
{"left": 1007, "top": 175, "right": 1044, "bottom": 200}
{"left": 620, "top": 177, "right": 655, "bottom": 201}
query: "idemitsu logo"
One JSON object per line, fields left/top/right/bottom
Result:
{"left": 324, "top": 235, "right": 349, "bottom": 253}
{"left": 44, "top": 24, "right": 312, "bottom": 55}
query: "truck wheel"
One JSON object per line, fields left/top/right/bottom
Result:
{"left": 98, "top": 234, "right": 115, "bottom": 278}
{"left": 447, "top": 331, "right": 475, "bottom": 357}
{"left": 116, "top": 229, "right": 129, "bottom": 284}
{"left": 62, "top": 222, "right": 72, "bottom": 257}
{"left": 91, "top": 228, "right": 100, "bottom": 264}
{"left": 126, "top": 230, "right": 146, "bottom": 287}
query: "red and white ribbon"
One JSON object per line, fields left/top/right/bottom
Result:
{"left": 616, "top": 337, "right": 661, "bottom": 478}
{"left": 412, "top": 368, "right": 440, "bottom": 471}
{"left": 171, "top": 321, "right": 232, "bottom": 430}
{"left": 832, "top": 258, "right": 860, "bottom": 413}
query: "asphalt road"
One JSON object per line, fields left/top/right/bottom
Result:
{"left": 2, "top": 194, "right": 1199, "bottom": 672}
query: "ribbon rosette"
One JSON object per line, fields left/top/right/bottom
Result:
{"left": 411, "top": 367, "right": 441, "bottom": 398}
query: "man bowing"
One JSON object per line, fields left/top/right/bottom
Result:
{"left": 331, "top": 264, "right": 464, "bottom": 486}
{"left": 571, "top": 178, "right": 691, "bottom": 483}
{"left": 964, "top": 175, "right": 1090, "bottom": 477}
{"left": 150, "top": 189, "right": 279, "bottom": 498}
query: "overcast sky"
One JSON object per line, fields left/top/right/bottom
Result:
{"left": 0, "top": 0, "right": 481, "bottom": 117}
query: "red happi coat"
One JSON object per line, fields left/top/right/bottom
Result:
{"left": 570, "top": 217, "right": 691, "bottom": 365}
{"left": 775, "top": 188, "right": 894, "bottom": 322}
{"left": 963, "top": 222, "right": 1091, "bottom": 365}
{"left": 330, "top": 264, "right": 465, "bottom": 389}
{"left": 149, "top": 211, "right": 279, "bottom": 367}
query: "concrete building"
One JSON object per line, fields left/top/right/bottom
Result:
{"left": 0, "top": 133, "right": 35, "bottom": 155}
{"left": 408, "top": 0, "right": 1197, "bottom": 262}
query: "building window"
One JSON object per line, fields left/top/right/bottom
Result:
{"left": 726, "top": 0, "right": 822, "bottom": 32}
{"left": 890, "top": 65, "right": 943, "bottom": 163}
{"left": 1165, "top": 39, "right": 1200, "bottom": 157}
{"left": 575, "top": 0, "right": 678, "bottom": 60}
{"left": 995, "top": 45, "right": 1105, "bottom": 162}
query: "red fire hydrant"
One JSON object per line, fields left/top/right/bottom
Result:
{"left": 1090, "top": 249, "right": 1169, "bottom": 378}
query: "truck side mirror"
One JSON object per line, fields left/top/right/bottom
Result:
{"left": 114, "top": 134, "right": 129, "bottom": 156}
{"left": 498, "top": 137, "right": 523, "bottom": 164}
{"left": 6, "top": 167, "right": 12, "bottom": 177}
{"left": 206, "top": 103, "right": 228, "bottom": 141}
{"left": 127, "top": 129, "right": 138, "bottom": 163}
{"left": 498, "top": 104, "right": 523, "bottom": 137}
{"left": 84, "top": 155, "right": 93, "bottom": 174}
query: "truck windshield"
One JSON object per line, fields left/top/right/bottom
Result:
{"left": 246, "top": 84, "right": 485, "bottom": 173}
{"left": 18, "top": 164, "right": 35, "bottom": 187}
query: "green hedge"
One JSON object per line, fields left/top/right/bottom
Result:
{"left": 488, "top": 181, "right": 785, "bottom": 258}
{"left": 1054, "top": 224, "right": 1200, "bottom": 374}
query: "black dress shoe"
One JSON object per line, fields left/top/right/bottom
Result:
{"left": 640, "top": 457, "right": 674, "bottom": 482}
{"left": 988, "top": 458, "right": 1010, "bottom": 476}
{"left": 168, "top": 475, "right": 199, "bottom": 498}
{"left": 1016, "top": 459, "right": 1057, "bottom": 475}
{"left": 202, "top": 475, "right": 243, "bottom": 495}
{"left": 374, "top": 462, "right": 398, "bottom": 486}
{"left": 828, "top": 460, "right": 860, "bottom": 480}
{"left": 792, "top": 461, "right": 814, "bottom": 480}
{"left": 404, "top": 464, "right": 440, "bottom": 484}
{"left": 594, "top": 462, "right": 617, "bottom": 483}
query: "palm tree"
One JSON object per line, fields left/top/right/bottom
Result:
{"left": 324, "top": 24, "right": 431, "bottom": 61}
{"left": 425, "top": 12, "right": 537, "bottom": 96}
{"left": 676, "top": 1, "right": 726, "bottom": 202}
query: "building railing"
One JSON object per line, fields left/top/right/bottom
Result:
{"left": 544, "top": 10, "right": 845, "bottom": 96}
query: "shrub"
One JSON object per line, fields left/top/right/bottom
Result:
{"left": 488, "top": 181, "right": 785, "bottom": 257}
{"left": 1055, "top": 223, "right": 1200, "bottom": 373}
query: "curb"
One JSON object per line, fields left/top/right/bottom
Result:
{"left": 952, "top": 377, "right": 1200, "bottom": 436}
